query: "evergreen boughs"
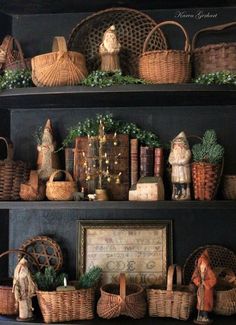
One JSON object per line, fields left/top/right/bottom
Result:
{"left": 62, "top": 113, "right": 161, "bottom": 148}
{"left": 81, "top": 70, "right": 146, "bottom": 88}
{"left": 79, "top": 266, "right": 102, "bottom": 289}
{"left": 34, "top": 267, "right": 68, "bottom": 291}
{"left": 192, "top": 129, "right": 224, "bottom": 164}
{"left": 0, "top": 69, "right": 33, "bottom": 90}
{"left": 194, "top": 71, "right": 236, "bottom": 86}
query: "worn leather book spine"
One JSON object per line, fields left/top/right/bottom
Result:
{"left": 65, "top": 148, "right": 74, "bottom": 179}
{"left": 154, "top": 147, "right": 164, "bottom": 178}
{"left": 140, "top": 146, "right": 154, "bottom": 177}
{"left": 130, "top": 138, "right": 139, "bottom": 186}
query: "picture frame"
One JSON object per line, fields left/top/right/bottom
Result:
{"left": 77, "top": 219, "right": 173, "bottom": 286}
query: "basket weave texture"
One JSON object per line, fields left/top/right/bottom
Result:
{"left": 223, "top": 175, "right": 236, "bottom": 200}
{"left": 32, "top": 36, "right": 88, "bottom": 87}
{"left": 46, "top": 170, "right": 77, "bottom": 201}
{"left": 192, "top": 162, "right": 221, "bottom": 200}
{"left": 139, "top": 21, "right": 191, "bottom": 83}
{"left": 68, "top": 7, "right": 167, "bottom": 76}
{"left": 192, "top": 21, "right": 236, "bottom": 76}
{"left": 0, "top": 137, "right": 29, "bottom": 200}
{"left": 97, "top": 273, "right": 146, "bottom": 319}
{"left": 37, "top": 288, "right": 95, "bottom": 323}
{"left": 147, "top": 265, "right": 194, "bottom": 320}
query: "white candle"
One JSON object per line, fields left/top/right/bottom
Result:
{"left": 64, "top": 277, "right": 67, "bottom": 287}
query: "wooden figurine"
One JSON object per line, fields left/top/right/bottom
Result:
{"left": 20, "top": 170, "right": 46, "bottom": 201}
{"left": 37, "top": 119, "right": 60, "bottom": 181}
{"left": 129, "top": 176, "right": 164, "bottom": 201}
{"left": 12, "top": 257, "right": 37, "bottom": 322}
{"left": 192, "top": 249, "right": 217, "bottom": 324}
{"left": 99, "top": 25, "right": 121, "bottom": 72}
{"left": 168, "top": 131, "right": 191, "bottom": 200}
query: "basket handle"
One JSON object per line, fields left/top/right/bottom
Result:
{"left": 0, "top": 35, "right": 12, "bottom": 65}
{"left": 119, "top": 273, "right": 126, "bottom": 300}
{"left": 143, "top": 20, "right": 190, "bottom": 53}
{"left": 52, "top": 36, "right": 68, "bottom": 52}
{"left": 192, "top": 21, "right": 236, "bottom": 51}
{"left": 6, "top": 36, "right": 26, "bottom": 68}
{"left": 0, "top": 137, "right": 14, "bottom": 160}
{"left": 0, "top": 249, "right": 40, "bottom": 270}
{"left": 48, "top": 169, "right": 74, "bottom": 183}
{"left": 167, "top": 264, "right": 182, "bottom": 291}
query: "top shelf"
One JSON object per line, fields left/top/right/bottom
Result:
{"left": 0, "top": 84, "right": 235, "bottom": 110}
{"left": 1, "top": 1, "right": 235, "bottom": 15}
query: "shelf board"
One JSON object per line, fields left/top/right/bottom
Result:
{"left": 1, "top": 200, "right": 236, "bottom": 210}
{"left": 0, "top": 84, "right": 235, "bottom": 109}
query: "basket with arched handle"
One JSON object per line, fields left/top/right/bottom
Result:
{"left": 46, "top": 169, "right": 77, "bottom": 201}
{"left": 139, "top": 20, "right": 191, "bottom": 83}
{"left": 192, "top": 21, "right": 236, "bottom": 77}
{"left": 97, "top": 273, "right": 146, "bottom": 319}
{"left": 147, "top": 265, "right": 195, "bottom": 320}
{"left": 0, "top": 249, "right": 39, "bottom": 315}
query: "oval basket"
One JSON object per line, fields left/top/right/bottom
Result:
{"left": 222, "top": 175, "right": 236, "bottom": 200}
{"left": 139, "top": 20, "right": 191, "bottom": 84}
{"left": 192, "top": 21, "right": 236, "bottom": 77}
{"left": 46, "top": 170, "right": 77, "bottom": 201}
{"left": 97, "top": 273, "right": 146, "bottom": 319}
{"left": 31, "top": 36, "right": 88, "bottom": 87}
{"left": 68, "top": 7, "right": 167, "bottom": 76}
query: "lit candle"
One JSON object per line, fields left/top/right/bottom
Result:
{"left": 64, "top": 277, "right": 67, "bottom": 287}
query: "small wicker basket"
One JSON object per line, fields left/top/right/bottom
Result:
{"left": 139, "top": 20, "right": 191, "bottom": 84}
{"left": 222, "top": 175, "right": 236, "bottom": 200}
{"left": 31, "top": 36, "right": 88, "bottom": 87}
{"left": 192, "top": 21, "right": 236, "bottom": 77}
{"left": 46, "top": 170, "right": 77, "bottom": 201}
{"left": 97, "top": 273, "right": 146, "bottom": 319}
{"left": 147, "top": 265, "right": 195, "bottom": 320}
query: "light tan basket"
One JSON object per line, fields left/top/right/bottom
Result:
{"left": 37, "top": 287, "right": 95, "bottom": 323}
{"left": 147, "top": 265, "right": 195, "bottom": 320}
{"left": 46, "top": 170, "right": 77, "bottom": 201}
{"left": 31, "top": 36, "right": 88, "bottom": 87}
{"left": 139, "top": 21, "right": 191, "bottom": 84}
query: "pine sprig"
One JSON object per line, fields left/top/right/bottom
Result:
{"left": 34, "top": 267, "right": 68, "bottom": 291}
{"left": 194, "top": 71, "right": 236, "bottom": 86}
{"left": 79, "top": 266, "right": 102, "bottom": 289}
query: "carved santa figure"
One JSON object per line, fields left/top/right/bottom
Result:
{"left": 192, "top": 250, "right": 217, "bottom": 324}
{"left": 99, "top": 25, "right": 121, "bottom": 72}
{"left": 168, "top": 131, "right": 191, "bottom": 200}
{"left": 12, "top": 257, "right": 37, "bottom": 321}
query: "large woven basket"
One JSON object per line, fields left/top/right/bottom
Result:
{"left": 0, "top": 249, "right": 39, "bottom": 316}
{"left": 68, "top": 7, "right": 167, "bottom": 76}
{"left": 0, "top": 137, "right": 29, "bottom": 200}
{"left": 192, "top": 21, "right": 236, "bottom": 77}
{"left": 46, "top": 170, "right": 77, "bottom": 201}
{"left": 97, "top": 273, "right": 146, "bottom": 319}
{"left": 192, "top": 161, "right": 222, "bottom": 200}
{"left": 37, "top": 287, "right": 95, "bottom": 323}
{"left": 139, "top": 21, "right": 191, "bottom": 83}
{"left": 222, "top": 175, "right": 236, "bottom": 200}
{"left": 32, "top": 36, "right": 87, "bottom": 87}
{"left": 147, "top": 265, "right": 194, "bottom": 320}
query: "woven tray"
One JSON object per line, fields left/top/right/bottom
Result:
{"left": 68, "top": 7, "right": 167, "bottom": 76}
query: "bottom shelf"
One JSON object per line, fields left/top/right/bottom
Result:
{"left": 0, "top": 315, "right": 235, "bottom": 325}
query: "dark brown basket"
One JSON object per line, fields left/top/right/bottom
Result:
{"left": 0, "top": 137, "right": 29, "bottom": 200}
{"left": 222, "top": 175, "right": 236, "bottom": 200}
{"left": 68, "top": 7, "right": 167, "bottom": 76}
{"left": 192, "top": 21, "right": 236, "bottom": 77}
{"left": 147, "top": 265, "right": 195, "bottom": 320}
{"left": 97, "top": 273, "right": 146, "bottom": 319}
{"left": 139, "top": 21, "right": 191, "bottom": 84}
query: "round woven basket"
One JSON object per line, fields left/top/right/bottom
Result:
{"left": 46, "top": 170, "right": 77, "bottom": 201}
{"left": 222, "top": 175, "right": 236, "bottom": 200}
{"left": 68, "top": 7, "right": 167, "bottom": 76}
{"left": 139, "top": 20, "right": 191, "bottom": 84}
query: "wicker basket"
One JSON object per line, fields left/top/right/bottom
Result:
{"left": 37, "top": 287, "right": 95, "bottom": 323}
{"left": 0, "top": 137, "right": 29, "bottom": 200}
{"left": 46, "top": 170, "right": 77, "bottom": 201}
{"left": 97, "top": 273, "right": 146, "bottom": 319}
{"left": 147, "top": 265, "right": 195, "bottom": 320}
{"left": 31, "top": 36, "right": 88, "bottom": 87}
{"left": 0, "top": 249, "right": 39, "bottom": 316}
{"left": 20, "top": 170, "right": 45, "bottom": 201}
{"left": 139, "top": 21, "right": 191, "bottom": 83}
{"left": 192, "top": 162, "right": 222, "bottom": 200}
{"left": 192, "top": 21, "right": 236, "bottom": 77}
{"left": 223, "top": 175, "right": 236, "bottom": 200}
{"left": 68, "top": 7, "right": 167, "bottom": 77}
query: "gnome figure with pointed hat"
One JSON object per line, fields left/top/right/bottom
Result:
{"left": 192, "top": 249, "right": 217, "bottom": 324}
{"left": 99, "top": 25, "right": 121, "bottom": 72}
{"left": 37, "top": 119, "right": 60, "bottom": 181}
{"left": 168, "top": 131, "right": 191, "bottom": 200}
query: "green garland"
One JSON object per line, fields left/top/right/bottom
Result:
{"left": 194, "top": 71, "right": 236, "bottom": 86}
{"left": 63, "top": 113, "right": 161, "bottom": 148}
{"left": 0, "top": 69, "right": 33, "bottom": 90}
